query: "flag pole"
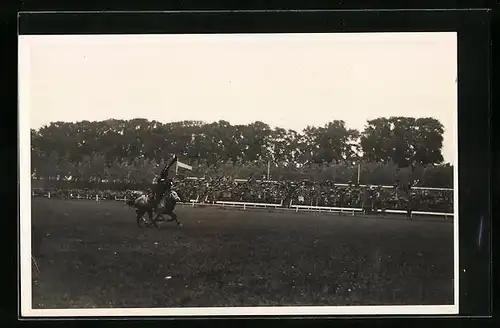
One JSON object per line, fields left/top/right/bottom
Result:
{"left": 357, "top": 163, "right": 361, "bottom": 185}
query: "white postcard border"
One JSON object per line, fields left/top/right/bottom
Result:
{"left": 18, "top": 32, "right": 459, "bottom": 317}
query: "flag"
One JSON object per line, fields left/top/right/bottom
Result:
{"left": 177, "top": 161, "right": 192, "bottom": 170}
{"left": 175, "top": 160, "right": 193, "bottom": 175}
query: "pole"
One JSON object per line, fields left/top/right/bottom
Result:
{"left": 175, "top": 161, "right": 178, "bottom": 175}
{"left": 267, "top": 161, "right": 270, "bottom": 180}
{"left": 357, "top": 163, "right": 361, "bottom": 185}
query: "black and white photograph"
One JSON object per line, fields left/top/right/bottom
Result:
{"left": 19, "top": 32, "right": 458, "bottom": 316}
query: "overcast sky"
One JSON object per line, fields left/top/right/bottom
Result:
{"left": 19, "top": 32, "right": 457, "bottom": 163}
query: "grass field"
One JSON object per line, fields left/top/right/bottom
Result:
{"left": 30, "top": 198, "right": 454, "bottom": 309}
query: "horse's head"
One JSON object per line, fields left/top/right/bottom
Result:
{"left": 170, "top": 190, "right": 181, "bottom": 202}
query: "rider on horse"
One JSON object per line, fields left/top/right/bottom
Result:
{"left": 127, "top": 155, "right": 182, "bottom": 227}
{"left": 151, "top": 155, "right": 178, "bottom": 209}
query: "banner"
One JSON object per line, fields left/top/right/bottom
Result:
{"left": 175, "top": 160, "right": 193, "bottom": 175}
{"left": 176, "top": 161, "right": 193, "bottom": 171}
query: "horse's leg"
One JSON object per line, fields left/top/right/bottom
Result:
{"left": 161, "top": 201, "right": 174, "bottom": 222}
{"left": 136, "top": 210, "right": 145, "bottom": 227}
{"left": 155, "top": 211, "right": 165, "bottom": 221}
{"left": 163, "top": 206, "right": 174, "bottom": 222}
{"left": 152, "top": 210, "right": 163, "bottom": 229}
{"left": 170, "top": 211, "right": 182, "bottom": 227}
{"left": 145, "top": 209, "right": 155, "bottom": 227}
{"left": 406, "top": 203, "right": 412, "bottom": 219}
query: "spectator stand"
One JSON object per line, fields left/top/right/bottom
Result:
{"left": 30, "top": 178, "right": 454, "bottom": 219}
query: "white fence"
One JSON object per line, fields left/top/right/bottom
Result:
{"left": 290, "top": 204, "right": 363, "bottom": 216}
{"left": 288, "top": 202, "right": 452, "bottom": 218}
{"left": 184, "top": 200, "right": 453, "bottom": 219}
{"left": 216, "top": 200, "right": 283, "bottom": 210}
{"left": 34, "top": 190, "right": 101, "bottom": 202}
{"left": 384, "top": 209, "right": 453, "bottom": 218}
{"left": 211, "top": 201, "right": 452, "bottom": 218}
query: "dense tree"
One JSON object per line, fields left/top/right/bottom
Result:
{"left": 413, "top": 117, "right": 445, "bottom": 165}
{"left": 360, "top": 117, "right": 444, "bottom": 167}
{"left": 301, "top": 121, "right": 360, "bottom": 164}
{"left": 30, "top": 117, "right": 450, "bottom": 187}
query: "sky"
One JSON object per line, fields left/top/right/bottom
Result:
{"left": 19, "top": 32, "right": 457, "bottom": 163}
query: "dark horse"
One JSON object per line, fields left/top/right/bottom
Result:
{"left": 126, "top": 190, "right": 182, "bottom": 228}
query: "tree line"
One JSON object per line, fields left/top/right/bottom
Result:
{"left": 30, "top": 117, "right": 453, "bottom": 187}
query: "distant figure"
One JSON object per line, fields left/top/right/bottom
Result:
{"left": 362, "top": 188, "right": 373, "bottom": 215}
{"left": 406, "top": 193, "right": 415, "bottom": 219}
{"left": 372, "top": 187, "right": 382, "bottom": 215}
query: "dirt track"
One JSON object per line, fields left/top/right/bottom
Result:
{"left": 30, "top": 198, "right": 454, "bottom": 308}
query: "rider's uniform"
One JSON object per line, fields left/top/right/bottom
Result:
{"left": 152, "top": 156, "right": 177, "bottom": 206}
{"left": 135, "top": 194, "right": 149, "bottom": 205}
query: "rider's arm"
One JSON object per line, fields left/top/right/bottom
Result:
{"left": 166, "top": 155, "right": 177, "bottom": 171}
{"left": 160, "top": 155, "right": 177, "bottom": 178}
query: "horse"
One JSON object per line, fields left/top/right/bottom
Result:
{"left": 126, "top": 190, "right": 183, "bottom": 228}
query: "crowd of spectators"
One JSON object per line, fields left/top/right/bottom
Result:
{"left": 32, "top": 175, "right": 454, "bottom": 213}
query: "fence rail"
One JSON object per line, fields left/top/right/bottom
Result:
{"left": 289, "top": 205, "right": 452, "bottom": 218}
{"left": 290, "top": 204, "right": 363, "bottom": 216}
{"left": 216, "top": 200, "right": 282, "bottom": 210}
{"left": 385, "top": 209, "right": 453, "bottom": 218}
